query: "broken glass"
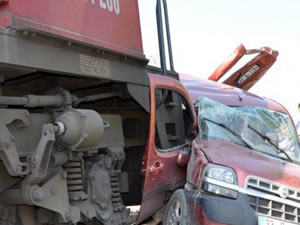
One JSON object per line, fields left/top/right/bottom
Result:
{"left": 195, "top": 97, "right": 300, "bottom": 163}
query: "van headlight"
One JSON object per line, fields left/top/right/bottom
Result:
{"left": 201, "top": 164, "right": 238, "bottom": 199}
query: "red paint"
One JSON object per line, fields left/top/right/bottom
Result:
{"left": 0, "top": 0, "right": 8, "bottom": 6}
{"left": 223, "top": 46, "right": 278, "bottom": 90}
{"left": 182, "top": 71, "right": 300, "bottom": 189}
{"left": 136, "top": 73, "right": 197, "bottom": 223}
{"left": 186, "top": 141, "right": 208, "bottom": 187}
{"left": 0, "top": 0, "right": 144, "bottom": 58}
{"left": 196, "top": 140, "right": 300, "bottom": 189}
{"left": 208, "top": 44, "right": 278, "bottom": 91}
{"left": 0, "top": 1, "right": 10, "bottom": 27}
{"left": 180, "top": 44, "right": 296, "bottom": 224}
{"left": 149, "top": 161, "right": 164, "bottom": 176}
{"left": 176, "top": 150, "right": 190, "bottom": 167}
{"left": 180, "top": 75, "right": 285, "bottom": 113}
{"left": 208, "top": 44, "right": 246, "bottom": 82}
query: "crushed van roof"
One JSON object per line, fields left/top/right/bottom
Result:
{"left": 180, "top": 74, "right": 286, "bottom": 113}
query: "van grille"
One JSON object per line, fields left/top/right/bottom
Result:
{"left": 246, "top": 176, "right": 300, "bottom": 224}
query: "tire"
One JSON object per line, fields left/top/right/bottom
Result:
{"left": 163, "top": 189, "right": 191, "bottom": 225}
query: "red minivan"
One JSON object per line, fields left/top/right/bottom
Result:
{"left": 170, "top": 77, "right": 300, "bottom": 225}
{"left": 161, "top": 46, "right": 299, "bottom": 225}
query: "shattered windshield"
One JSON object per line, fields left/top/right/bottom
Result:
{"left": 195, "top": 97, "right": 300, "bottom": 163}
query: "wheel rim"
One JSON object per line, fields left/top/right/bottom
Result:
{"left": 166, "top": 198, "right": 182, "bottom": 225}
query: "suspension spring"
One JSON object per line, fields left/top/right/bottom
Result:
{"left": 110, "top": 175, "right": 124, "bottom": 212}
{"left": 64, "top": 159, "right": 86, "bottom": 200}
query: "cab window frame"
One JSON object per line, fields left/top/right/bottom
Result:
{"left": 154, "top": 87, "right": 194, "bottom": 152}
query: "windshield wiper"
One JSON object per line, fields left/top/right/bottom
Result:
{"left": 203, "top": 117, "right": 254, "bottom": 150}
{"left": 247, "top": 125, "right": 293, "bottom": 163}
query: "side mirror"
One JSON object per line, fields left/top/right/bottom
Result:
{"left": 176, "top": 148, "right": 190, "bottom": 167}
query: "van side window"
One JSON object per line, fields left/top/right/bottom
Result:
{"left": 155, "top": 88, "right": 193, "bottom": 150}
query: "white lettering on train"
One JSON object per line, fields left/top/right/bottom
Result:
{"left": 99, "top": 0, "right": 106, "bottom": 9}
{"left": 106, "top": 0, "right": 113, "bottom": 12}
{"left": 86, "top": 0, "right": 120, "bottom": 15}
{"left": 113, "top": 0, "right": 120, "bottom": 15}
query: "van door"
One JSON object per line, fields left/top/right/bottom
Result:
{"left": 136, "top": 85, "right": 195, "bottom": 223}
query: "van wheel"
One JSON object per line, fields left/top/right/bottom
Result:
{"left": 163, "top": 189, "right": 191, "bottom": 225}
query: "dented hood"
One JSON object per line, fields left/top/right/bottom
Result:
{"left": 197, "top": 140, "right": 300, "bottom": 189}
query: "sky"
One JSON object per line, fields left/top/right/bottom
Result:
{"left": 138, "top": 0, "right": 300, "bottom": 122}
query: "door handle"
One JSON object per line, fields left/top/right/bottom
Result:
{"left": 149, "top": 161, "right": 164, "bottom": 175}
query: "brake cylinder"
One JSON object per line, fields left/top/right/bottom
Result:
{"left": 55, "top": 109, "right": 104, "bottom": 151}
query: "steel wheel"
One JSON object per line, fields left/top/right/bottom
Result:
{"left": 163, "top": 190, "right": 190, "bottom": 225}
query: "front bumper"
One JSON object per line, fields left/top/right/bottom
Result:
{"left": 184, "top": 190, "right": 258, "bottom": 225}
